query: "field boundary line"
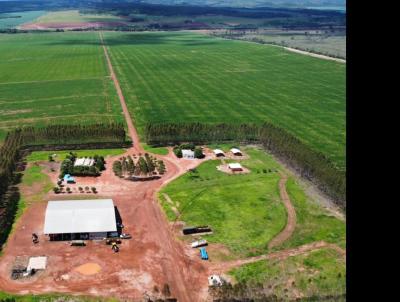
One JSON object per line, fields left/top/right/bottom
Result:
{"left": 201, "top": 33, "right": 346, "bottom": 63}
{"left": 268, "top": 173, "right": 297, "bottom": 249}
{"left": 99, "top": 32, "right": 142, "bottom": 152}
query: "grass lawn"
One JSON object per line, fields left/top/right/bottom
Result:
{"left": 229, "top": 248, "right": 346, "bottom": 300}
{"left": 0, "top": 32, "right": 124, "bottom": 141}
{"left": 104, "top": 31, "right": 345, "bottom": 169}
{"left": 160, "top": 146, "right": 345, "bottom": 257}
{"left": 277, "top": 178, "right": 346, "bottom": 250}
{"left": 141, "top": 143, "right": 169, "bottom": 155}
{"left": 160, "top": 147, "right": 286, "bottom": 258}
{"left": 26, "top": 148, "right": 126, "bottom": 162}
{"left": 11, "top": 163, "right": 53, "bottom": 236}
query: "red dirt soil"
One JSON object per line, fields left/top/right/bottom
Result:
{"left": 0, "top": 150, "right": 212, "bottom": 301}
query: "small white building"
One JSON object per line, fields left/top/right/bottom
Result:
{"left": 230, "top": 148, "right": 242, "bottom": 156}
{"left": 213, "top": 149, "right": 225, "bottom": 157}
{"left": 27, "top": 257, "right": 47, "bottom": 272}
{"left": 182, "top": 149, "right": 195, "bottom": 159}
{"left": 74, "top": 158, "right": 95, "bottom": 167}
{"left": 228, "top": 163, "right": 243, "bottom": 171}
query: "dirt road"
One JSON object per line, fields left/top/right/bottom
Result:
{"left": 99, "top": 32, "right": 142, "bottom": 153}
{"left": 268, "top": 173, "right": 297, "bottom": 249}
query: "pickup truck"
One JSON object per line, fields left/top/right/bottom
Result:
{"left": 191, "top": 239, "right": 207, "bottom": 248}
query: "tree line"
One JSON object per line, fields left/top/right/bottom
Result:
{"left": 19, "top": 123, "right": 126, "bottom": 146}
{"left": 0, "top": 123, "right": 127, "bottom": 249}
{"left": 145, "top": 122, "right": 345, "bottom": 207}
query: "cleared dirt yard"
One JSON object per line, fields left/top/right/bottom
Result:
{"left": 0, "top": 150, "right": 212, "bottom": 301}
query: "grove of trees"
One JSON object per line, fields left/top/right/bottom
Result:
{"left": 113, "top": 153, "right": 166, "bottom": 179}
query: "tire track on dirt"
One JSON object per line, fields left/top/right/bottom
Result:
{"left": 211, "top": 241, "right": 345, "bottom": 273}
{"left": 268, "top": 173, "right": 297, "bottom": 249}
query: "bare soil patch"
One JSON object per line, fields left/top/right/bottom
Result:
{"left": 74, "top": 263, "right": 102, "bottom": 276}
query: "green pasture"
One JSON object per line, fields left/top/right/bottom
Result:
{"left": 0, "top": 32, "right": 124, "bottom": 140}
{"left": 141, "top": 143, "right": 169, "bottom": 155}
{"left": 229, "top": 248, "right": 346, "bottom": 299}
{"left": 278, "top": 178, "right": 346, "bottom": 250}
{"left": 160, "top": 147, "right": 345, "bottom": 257}
{"left": 160, "top": 147, "right": 285, "bottom": 258}
{"left": 103, "top": 31, "right": 346, "bottom": 168}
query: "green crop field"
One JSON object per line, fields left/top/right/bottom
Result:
{"left": 103, "top": 31, "right": 346, "bottom": 168}
{"left": 0, "top": 32, "right": 124, "bottom": 141}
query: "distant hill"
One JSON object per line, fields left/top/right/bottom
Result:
{"left": 139, "top": 0, "right": 346, "bottom": 9}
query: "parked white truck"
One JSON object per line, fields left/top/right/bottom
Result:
{"left": 191, "top": 239, "right": 208, "bottom": 248}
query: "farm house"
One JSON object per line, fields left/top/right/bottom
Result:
{"left": 228, "top": 163, "right": 243, "bottom": 171}
{"left": 182, "top": 149, "right": 195, "bottom": 159}
{"left": 230, "top": 148, "right": 242, "bottom": 156}
{"left": 213, "top": 149, "right": 225, "bottom": 157}
{"left": 43, "top": 199, "right": 117, "bottom": 241}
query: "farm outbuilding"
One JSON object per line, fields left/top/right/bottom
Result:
{"left": 182, "top": 149, "right": 195, "bottom": 159}
{"left": 213, "top": 149, "right": 225, "bottom": 157}
{"left": 74, "top": 158, "right": 95, "bottom": 167}
{"left": 228, "top": 163, "right": 243, "bottom": 171}
{"left": 27, "top": 257, "right": 47, "bottom": 272}
{"left": 230, "top": 148, "right": 242, "bottom": 156}
{"left": 44, "top": 199, "right": 117, "bottom": 241}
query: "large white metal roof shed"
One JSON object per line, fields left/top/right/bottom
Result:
{"left": 43, "top": 199, "right": 117, "bottom": 234}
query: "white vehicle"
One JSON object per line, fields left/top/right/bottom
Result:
{"left": 208, "top": 275, "right": 223, "bottom": 287}
{"left": 191, "top": 239, "right": 207, "bottom": 248}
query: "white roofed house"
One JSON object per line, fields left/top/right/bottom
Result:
{"left": 230, "top": 148, "right": 242, "bottom": 156}
{"left": 43, "top": 199, "right": 117, "bottom": 241}
{"left": 213, "top": 149, "right": 225, "bottom": 157}
{"left": 182, "top": 149, "right": 195, "bottom": 159}
{"left": 228, "top": 163, "right": 243, "bottom": 171}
